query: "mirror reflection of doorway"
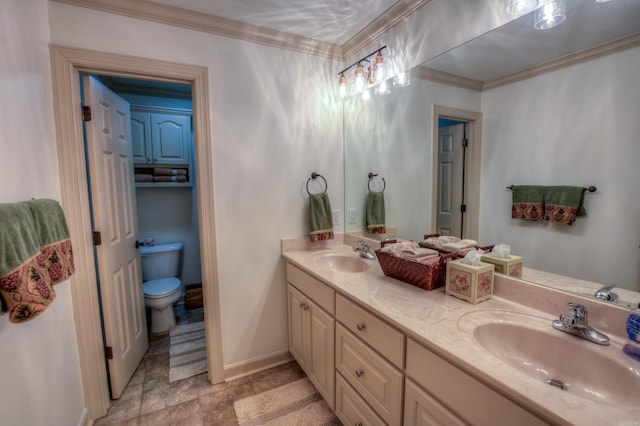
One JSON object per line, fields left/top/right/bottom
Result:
{"left": 429, "top": 105, "right": 482, "bottom": 240}
{"left": 436, "top": 119, "right": 467, "bottom": 238}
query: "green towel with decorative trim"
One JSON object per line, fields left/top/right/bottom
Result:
{"left": 0, "top": 199, "right": 74, "bottom": 323}
{"left": 544, "top": 186, "right": 586, "bottom": 225}
{"left": 366, "top": 191, "right": 386, "bottom": 234}
{"left": 309, "top": 192, "right": 334, "bottom": 242}
{"left": 511, "top": 185, "right": 545, "bottom": 221}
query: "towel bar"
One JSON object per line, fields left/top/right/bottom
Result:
{"left": 507, "top": 185, "right": 596, "bottom": 193}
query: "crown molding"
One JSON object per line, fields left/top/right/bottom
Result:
{"left": 483, "top": 32, "right": 640, "bottom": 91}
{"left": 414, "top": 32, "right": 640, "bottom": 92}
{"left": 412, "top": 66, "right": 483, "bottom": 92}
{"left": 50, "top": 0, "right": 343, "bottom": 60}
{"left": 342, "top": 0, "right": 432, "bottom": 60}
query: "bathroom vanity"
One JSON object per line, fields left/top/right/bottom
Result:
{"left": 282, "top": 236, "right": 639, "bottom": 425}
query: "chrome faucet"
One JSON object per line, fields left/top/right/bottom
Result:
{"left": 551, "top": 302, "right": 609, "bottom": 345}
{"left": 353, "top": 240, "right": 375, "bottom": 260}
{"left": 594, "top": 283, "right": 619, "bottom": 303}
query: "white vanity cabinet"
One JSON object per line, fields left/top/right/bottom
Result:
{"left": 131, "top": 107, "right": 191, "bottom": 166}
{"left": 405, "top": 338, "right": 547, "bottom": 426}
{"left": 335, "top": 294, "right": 405, "bottom": 425}
{"left": 286, "top": 264, "right": 335, "bottom": 409}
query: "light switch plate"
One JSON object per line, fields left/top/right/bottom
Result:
{"left": 332, "top": 210, "right": 340, "bottom": 225}
{"left": 348, "top": 208, "right": 357, "bottom": 224}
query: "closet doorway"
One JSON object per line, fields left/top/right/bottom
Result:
{"left": 431, "top": 105, "right": 483, "bottom": 241}
{"left": 50, "top": 45, "right": 223, "bottom": 421}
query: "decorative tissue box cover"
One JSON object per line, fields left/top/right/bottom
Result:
{"left": 445, "top": 259, "right": 494, "bottom": 304}
{"left": 480, "top": 254, "right": 523, "bottom": 278}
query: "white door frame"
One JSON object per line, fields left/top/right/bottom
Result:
{"left": 431, "top": 105, "right": 483, "bottom": 241}
{"left": 49, "top": 45, "right": 224, "bottom": 420}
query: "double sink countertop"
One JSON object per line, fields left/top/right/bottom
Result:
{"left": 282, "top": 235, "right": 640, "bottom": 425}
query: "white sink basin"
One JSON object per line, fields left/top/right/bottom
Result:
{"left": 314, "top": 254, "right": 369, "bottom": 273}
{"left": 457, "top": 310, "right": 640, "bottom": 407}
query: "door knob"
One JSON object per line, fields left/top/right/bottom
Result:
{"left": 135, "top": 240, "right": 141, "bottom": 248}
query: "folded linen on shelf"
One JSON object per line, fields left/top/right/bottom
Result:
{"left": 543, "top": 186, "right": 586, "bottom": 225}
{"left": 154, "top": 168, "right": 187, "bottom": 176}
{"left": 153, "top": 175, "right": 187, "bottom": 183}
{"left": 135, "top": 173, "right": 153, "bottom": 182}
{"left": 511, "top": 185, "right": 545, "bottom": 221}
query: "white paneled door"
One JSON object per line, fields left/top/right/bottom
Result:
{"left": 83, "top": 76, "right": 148, "bottom": 399}
{"left": 436, "top": 123, "right": 465, "bottom": 237}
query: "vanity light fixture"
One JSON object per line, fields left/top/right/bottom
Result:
{"left": 337, "top": 46, "right": 388, "bottom": 99}
{"left": 534, "top": 0, "right": 566, "bottom": 30}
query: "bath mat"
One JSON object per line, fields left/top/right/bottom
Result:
{"left": 233, "top": 377, "right": 340, "bottom": 426}
{"left": 169, "top": 321, "right": 207, "bottom": 382}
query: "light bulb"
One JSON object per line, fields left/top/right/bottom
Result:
{"left": 505, "top": 0, "right": 538, "bottom": 17}
{"left": 393, "top": 71, "right": 410, "bottom": 87}
{"left": 373, "top": 51, "right": 385, "bottom": 82}
{"left": 354, "top": 63, "right": 365, "bottom": 92}
{"left": 534, "top": 0, "right": 566, "bottom": 30}
{"left": 338, "top": 73, "right": 347, "bottom": 99}
{"left": 376, "top": 80, "right": 390, "bottom": 95}
{"left": 362, "top": 88, "right": 371, "bottom": 101}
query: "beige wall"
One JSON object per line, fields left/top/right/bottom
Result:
{"left": 480, "top": 46, "right": 640, "bottom": 291}
{"left": 0, "top": 0, "right": 85, "bottom": 424}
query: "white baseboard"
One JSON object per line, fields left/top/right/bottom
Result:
{"left": 223, "top": 350, "right": 293, "bottom": 382}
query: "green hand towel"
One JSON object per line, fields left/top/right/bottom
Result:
{"left": 309, "top": 192, "right": 334, "bottom": 242}
{"left": 0, "top": 199, "right": 74, "bottom": 322}
{"left": 0, "top": 202, "right": 56, "bottom": 321}
{"left": 544, "top": 186, "right": 586, "bottom": 225}
{"left": 366, "top": 191, "right": 386, "bottom": 234}
{"left": 511, "top": 185, "right": 545, "bottom": 221}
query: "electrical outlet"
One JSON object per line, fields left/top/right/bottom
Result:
{"left": 332, "top": 210, "right": 340, "bottom": 225}
{"left": 348, "top": 208, "right": 357, "bottom": 224}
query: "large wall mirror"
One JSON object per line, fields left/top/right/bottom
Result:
{"left": 344, "top": 0, "right": 640, "bottom": 308}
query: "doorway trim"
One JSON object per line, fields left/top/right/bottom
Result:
{"left": 431, "top": 105, "right": 483, "bottom": 241}
{"left": 49, "top": 45, "right": 224, "bottom": 420}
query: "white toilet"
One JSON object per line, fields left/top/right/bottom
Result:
{"left": 140, "top": 242, "right": 184, "bottom": 333}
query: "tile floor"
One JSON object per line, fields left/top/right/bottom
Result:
{"left": 95, "top": 306, "right": 305, "bottom": 425}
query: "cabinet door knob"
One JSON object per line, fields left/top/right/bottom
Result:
{"left": 355, "top": 423, "right": 363, "bottom": 426}
{"left": 356, "top": 322, "right": 366, "bottom": 331}
{"left": 299, "top": 302, "right": 309, "bottom": 311}
{"left": 355, "top": 369, "right": 364, "bottom": 378}
{"left": 146, "top": 156, "right": 151, "bottom": 163}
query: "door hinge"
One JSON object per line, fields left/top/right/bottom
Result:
{"left": 92, "top": 231, "right": 102, "bottom": 246}
{"left": 105, "top": 346, "right": 113, "bottom": 360}
{"left": 462, "top": 137, "right": 469, "bottom": 148}
{"left": 460, "top": 204, "right": 467, "bottom": 213}
{"left": 82, "top": 105, "right": 92, "bottom": 122}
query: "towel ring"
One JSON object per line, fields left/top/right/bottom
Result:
{"left": 368, "top": 172, "right": 386, "bottom": 192}
{"left": 306, "top": 172, "right": 327, "bottom": 195}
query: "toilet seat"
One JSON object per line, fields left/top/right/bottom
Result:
{"left": 143, "top": 277, "right": 181, "bottom": 299}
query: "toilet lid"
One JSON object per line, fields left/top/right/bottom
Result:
{"left": 144, "top": 277, "right": 181, "bottom": 298}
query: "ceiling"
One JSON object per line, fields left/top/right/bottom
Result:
{"left": 422, "top": 0, "right": 640, "bottom": 85}
{"left": 147, "top": 0, "right": 402, "bottom": 45}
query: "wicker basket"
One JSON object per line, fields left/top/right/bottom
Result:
{"left": 375, "top": 249, "right": 459, "bottom": 291}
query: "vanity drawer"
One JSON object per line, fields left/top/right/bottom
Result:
{"left": 286, "top": 263, "right": 334, "bottom": 314}
{"left": 336, "top": 293, "right": 404, "bottom": 368}
{"left": 335, "top": 372, "right": 386, "bottom": 426}
{"left": 406, "top": 339, "right": 546, "bottom": 426}
{"left": 336, "top": 323, "right": 404, "bottom": 425}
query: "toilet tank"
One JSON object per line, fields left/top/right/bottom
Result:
{"left": 139, "top": 242, "right": 183, "bottom": 281}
